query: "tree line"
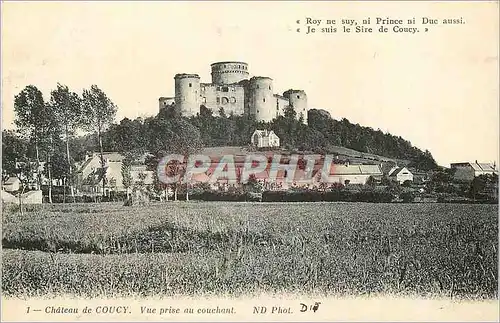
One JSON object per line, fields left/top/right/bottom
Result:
{"left": 3, "top": 84, "right": 439, "bottom": 200}
{"left": 99, "top": 104, "right": 437, "bottom": 170}
{"left": 3, "top": 84, "right": 117, "bottom": 201}
{"left": 100, "top": 104, "right": 437, "bottom": 169}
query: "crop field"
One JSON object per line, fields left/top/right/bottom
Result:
{"left": 2, "top": 202, "right": 498, "bottom": 299}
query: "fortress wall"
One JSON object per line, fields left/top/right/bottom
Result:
{"left": 274, "top": 95, "right": 289, "bottom": 118}
{"left": 284, "top": 89, "right": 308, "bottom": 124}
{"left": 159, "top": 97, "right": 175, "bottom": 110}
{"left": 201, "top": 84, "right": 245, "bottom": 115}
{"left": 247, "top": 77, "right": 275, "bottom": 122}
{"left": 174, "top": 74, "right": 201, "bottom": 117}
{"left": 170, "top": 63, "right": 308, "bottom": 121}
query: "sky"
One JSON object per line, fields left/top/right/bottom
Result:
{"left": 1, "top": 1, "right": 498, "bottom": 167}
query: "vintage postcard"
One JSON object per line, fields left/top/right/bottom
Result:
{"left": 1, "top": 0, "right": 498, "bottom": 322}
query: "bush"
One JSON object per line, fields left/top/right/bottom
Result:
{"left": 261, "top": 189, "right": 393, "bottom": 202}
{"left": 2, "top": 203, "right": 45, "bottom": 214}
{"left": 190, "top": 191, "right": 247, "bottom": 202}
{"left": 400, "top": 191, "right": 415, "bottom": 203}
{"left": 41, "top": 193, "right": 129, "bottom": 203}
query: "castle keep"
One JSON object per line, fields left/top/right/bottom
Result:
{"left": 159, "top": 61, "right": 308, "bottom": 123}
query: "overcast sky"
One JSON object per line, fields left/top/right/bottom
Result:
{"left": 1, "top": 1, "right": 498, "bottom": 167}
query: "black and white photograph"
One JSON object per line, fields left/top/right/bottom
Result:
{"left": 1, "top": 1, "right": 498, "bottom": 321}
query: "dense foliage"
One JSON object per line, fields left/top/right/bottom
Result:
{"left": 98, "top": 106, "right": 438, "bottom": 170}
{"left": 3, "top": 84, "right": 439, "bottom": 191}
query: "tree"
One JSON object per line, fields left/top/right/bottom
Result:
{"left": 13, "top": 85, "right": 49, "bottom": 189}
{"left": 366, "top": 176, "right": 377, "bottom": 188}
{"left": 104, "top": 117, "right": 149, "bottom": 157}
{"left": 39, "top": 103, "right": 60, "bottom": 203}
{"left": 3, "top": 130, "right": 38, "bottom": 213}
{"left": 47, "top": 144, "right": 73, "bottom": 201}
{"left": 121, "top": 157, "right": 133, "bottom": 200}
{"left": 410, "top": 149, "right": 439, "bottom": 171}
{"left": 82, "top": 85, "right": 117, "bottom": 196}
{"left": 270, "top": 105, "right": 300, "bottom": 149}
{"left": 469, "top": 174, "right": 498, "bottom": 202}
{"left": 147, "top": 115, "right": 203, "bottom": 201}
{"left": 244, "top": 174, "right": 264, "bottom": 193}
{"left": 402, "top": 180, "right": 413, "bottom": 187}
{"left": 2, "top": 130, "right": 28, "bottom": 177}
{"left": 13, "top": 159, "right": 38, "bottom": 216}
{"left": 49, "top": 83, "right": 83, "bottom": 200}
{"left": 146, "top": 153, "right": 170, "bottom": 201}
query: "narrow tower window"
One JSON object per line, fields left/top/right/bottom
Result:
{"left": 189, "top": 83, "right": 192, "bottom": 87}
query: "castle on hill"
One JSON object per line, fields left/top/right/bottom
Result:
{"left": 159, "top": 61, "right": 308, "bottom": 124}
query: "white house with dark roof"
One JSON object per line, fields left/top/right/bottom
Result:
{"left": 326, "top": 164, "right": 383, "bottom": 185}
{"left": 450, "top": 161, "right": 498, "bottom": 182}
{"left": 388, "top": 166, "right": 414, "bottom": 184}
{"left": 251, "top": 130, "right": 280, "bottom": 148}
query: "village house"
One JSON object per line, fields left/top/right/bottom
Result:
{"left": 388, "top": 166, "right": 414, "bottom": 184}
{"left": 76, "top": 152, "right": 154, "bottom": 195}
{"left": 251, "top": 130, "right": 280, "bottom": 148}
{"left": 2, "top": 177, "right": 20, "bottom": 192}
{"left": 325, "top": 163, "right": 383, "bottom": 185}
{"left": 450, "top": 161, "right": 498, "bottom": 182}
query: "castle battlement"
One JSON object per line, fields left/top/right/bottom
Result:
{"left": 174, "top": 73, "right": 200, "bottom": 79}
{"left": 160, "top": 62, "right": 307, "bottom": 124}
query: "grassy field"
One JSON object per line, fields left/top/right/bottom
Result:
{"left": 2, "top": 202, "right": 498, "bottom": 299}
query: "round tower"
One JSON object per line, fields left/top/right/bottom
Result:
{"left": 211, "top": 61, "right": 249, "bottom": 85}
{"left": 174, "top": 74, "right": 201, "bottom": 116}
{"left": 247, "top": 77, "right": 275, "bottom": 122}
{"left": 284, "top": 89, "right": 308, "bottom": 124}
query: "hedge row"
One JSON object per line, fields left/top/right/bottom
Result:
{"left": 261, "top": 190, "right": 393, "bottom": 203}
{"left": 43, "top": 192, "right": 129, "bottom": 203}
{"left": 187, "top": 189, "right": 394, "bottom": 203}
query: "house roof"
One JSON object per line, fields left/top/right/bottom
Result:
{"left": 191, "top": 172, "right": 211, "bottom": 183}
{"left": 360, "top": 165, "right": 383, "bottom": 174}
{"left": 451, "top": 162, "right": 497, "bottom": 172}
{"left": 477, "top": 163, "right": 496, "bottom": 172}
{"left": 388, "top": 167, "right": 410, "bottom": 177}
{"left": 3, "top": 177, "right": 20, "bottom": 185}
{"left": 253, "top": 129, "right": 278, "bottom": 138}
{"left": 100, "top": 152, "right": 125, "bottom": 162}
{"left": 330, "top": 164, "right": 382, "bottom": 176}
{"left": 77, "top": 158, "right": 94, "bottom": 173}
{"left": 78, "top": 152, "right": 126, "bottom": 173}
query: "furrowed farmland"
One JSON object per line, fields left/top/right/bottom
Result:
{"left": 2, "top": 202, "right": 498, "bottom": 299}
